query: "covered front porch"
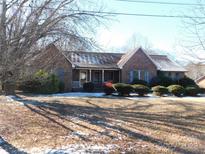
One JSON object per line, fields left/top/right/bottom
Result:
{"left": 72, "top": 69, "right": 120, "bottom": 90}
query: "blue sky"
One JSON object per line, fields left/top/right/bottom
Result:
{"left": 92, "top": 0, "right": 205, "bottom": 62}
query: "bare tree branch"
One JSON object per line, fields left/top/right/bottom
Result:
{"left": 181, "top": 1, "right": 205, "bottom": 61}
{"left": 0, "top": 0, "right": 107, "bottom": 92}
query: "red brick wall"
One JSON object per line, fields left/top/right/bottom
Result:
{"left": 31, "top": 44, "right": 73, "bottom": 91}
{"left": 121, "top": 49, "right": 157, "bottom": 83}
{"left": 72, "top": 69, "right": 80, "bottom": 81}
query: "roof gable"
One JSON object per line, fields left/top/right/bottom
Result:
{"left": 117, "top": 47, "right": 157, "bottom": 69}
{"left": 117, "top": 48, "right": 139, "bottom": 68}
{"left": 29, "top": 44, "right": 73, "bottom": 69}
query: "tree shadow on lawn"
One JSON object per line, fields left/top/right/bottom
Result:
{"left": 15, "top": 96, "right": 205, "bottom": 154}
{"left": 0, "top": 136, "right": 27, "bottom": 154}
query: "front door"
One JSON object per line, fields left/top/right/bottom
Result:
{"left": 80, "top": 70, "right": 87, "bottom": 87}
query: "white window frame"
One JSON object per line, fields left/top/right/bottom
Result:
{"left": 79, "top": 70, "right": 88, "bottom": 87}
{"left": 131, "top": 69, "right": 150, "bottom": 82}
{"left": 138, "top": 70, "right": 141, "bottom": 80}
{"left": 145, "top": 71, "right": 149, "bottom": 82}
{"left": 129, "top": 70, "right": 134, "bottom": 83}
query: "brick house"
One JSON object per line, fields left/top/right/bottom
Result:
{"left": 30, "top": 44, "right": 187, "bottom": 91}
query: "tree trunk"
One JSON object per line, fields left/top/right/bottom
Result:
{"left": 0, "top": 82, "right": 2, "bottom": 95}
{"left": 2, "top": 81, "right": 16, "bottom": 96}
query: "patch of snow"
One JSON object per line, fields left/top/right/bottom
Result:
{"left": 51, "top": 92, "right": 105, "bottom": 98}
{"left": 96, "top": 120, "right": 107, "bottom": 124}
{"left": 5, "top": 95, "right": 24, "bottom": 104}
{"left": 127, "top": 93, "right": 205, "bottom": 101}
{"left": 162, "top": 96, "right": 205, "bottom": 101}
{"left": 78, "top": 114, "right": 86, "bottom": 118}
{"left": 51, "top": 92, "right": 159, "bottom": 100}
{"left": 199, "top": 94, "right": 205, "bottom": 97}
{"left": 0, "top": 148, "right": 9, "bottom": 154}
{"left": 5, "top": 95, "right": 17, "bottom": 102}
{"left": 28, "top": 144, "right": 117, "bottom": 154}
{"left": 66, "top": 116, "right": 82, "bottom": 123}
{"left": 5, "top": 92, "right": 205, "bottom": 105}
{"left": 0, "top": 138, "right": 5, "bottom": 144}
{"left": 0, "top": 138, "right": 9, "bottom": 154}
{"left": 72, "top": 131, "right": 90, "bottom": 136}
{"left": 126, "top": 94, "right": 159, "bottom": 100}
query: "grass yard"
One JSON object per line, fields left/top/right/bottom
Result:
{"left": 0, "top": 95, "right": 205, "bottom": 153}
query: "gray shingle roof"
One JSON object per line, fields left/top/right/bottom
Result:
{"left": 66, "top": 52, "right": 123, "bottom": 69}
{"left": 64, "top": 49, "right": 187, "bottom": 72}
{"left": 149, "top": 55, "right": 187, "bottom": 72}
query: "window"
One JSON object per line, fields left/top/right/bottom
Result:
{"left": 176, "top": 72, "right": 179, "bottom": 79}
{"left": 80, "top": 72, "right": 87, "bottom": 80}
{"left": 134, "top": 70, "right": 140, "bottom": 80}
{"left": 80, "top": 71, "right": 87, "bottom": 87}
{"left": 130, "top": 70, "right": 150, "bottom": 82}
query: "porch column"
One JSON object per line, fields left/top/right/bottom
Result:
{"left": 119, "top": 71, "right": 121, "bottom": 82}
{"left": 89, "top": 69, "right": 92, "bottom": 82}
{"left": 102, "top": 69, "right": 104, "bottom": 83}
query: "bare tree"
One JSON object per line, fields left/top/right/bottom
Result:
{"left": 181, "top": 0, "right": 205, "bottom": 61}
{"left": 0, "top": 0, "right": 106, "bottom": 94}
{"left": 121, "top": 33, "right": 152, "bottom": 51}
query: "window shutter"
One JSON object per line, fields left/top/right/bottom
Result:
{"left": 144, "top": 71, "right": 146, "bottom": 81}
{"left": 141, "top": 70, "right": 145, "bottom": 80}
{"left": 130, "top": 70, "right": 134, "bottom": 83}
{"left": 138, "top": 70, "right": 141, "bottom": 80}
{"left": 133, "top": 70, "right": 138, "bottom": 80}
{"left": 145, "top": 71, "right": 149, "bottom": 82}
{"left": 147, "top": 72, "right": 149, "bottom": 82}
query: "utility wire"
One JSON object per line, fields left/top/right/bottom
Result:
{"left": 1, "top": 1, "right": 204, "bottom": 6}
{"left": 1, "top": 1, "right": 205, "bottom": 19}
{"left": 116, "top": 0, "right": 205, "bottom": 6}
{"left": 79, "top": 10, "right": 205, "bottom": 18}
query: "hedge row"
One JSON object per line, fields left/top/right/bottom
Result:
{"left": 132, "top": 76, "right": 198, "bottom": 88}
{"left": 105, "top": 83, "right": 147, "bottom": 96}
{"left": 104, "top": 82, "right": 204, "bottom": 97}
